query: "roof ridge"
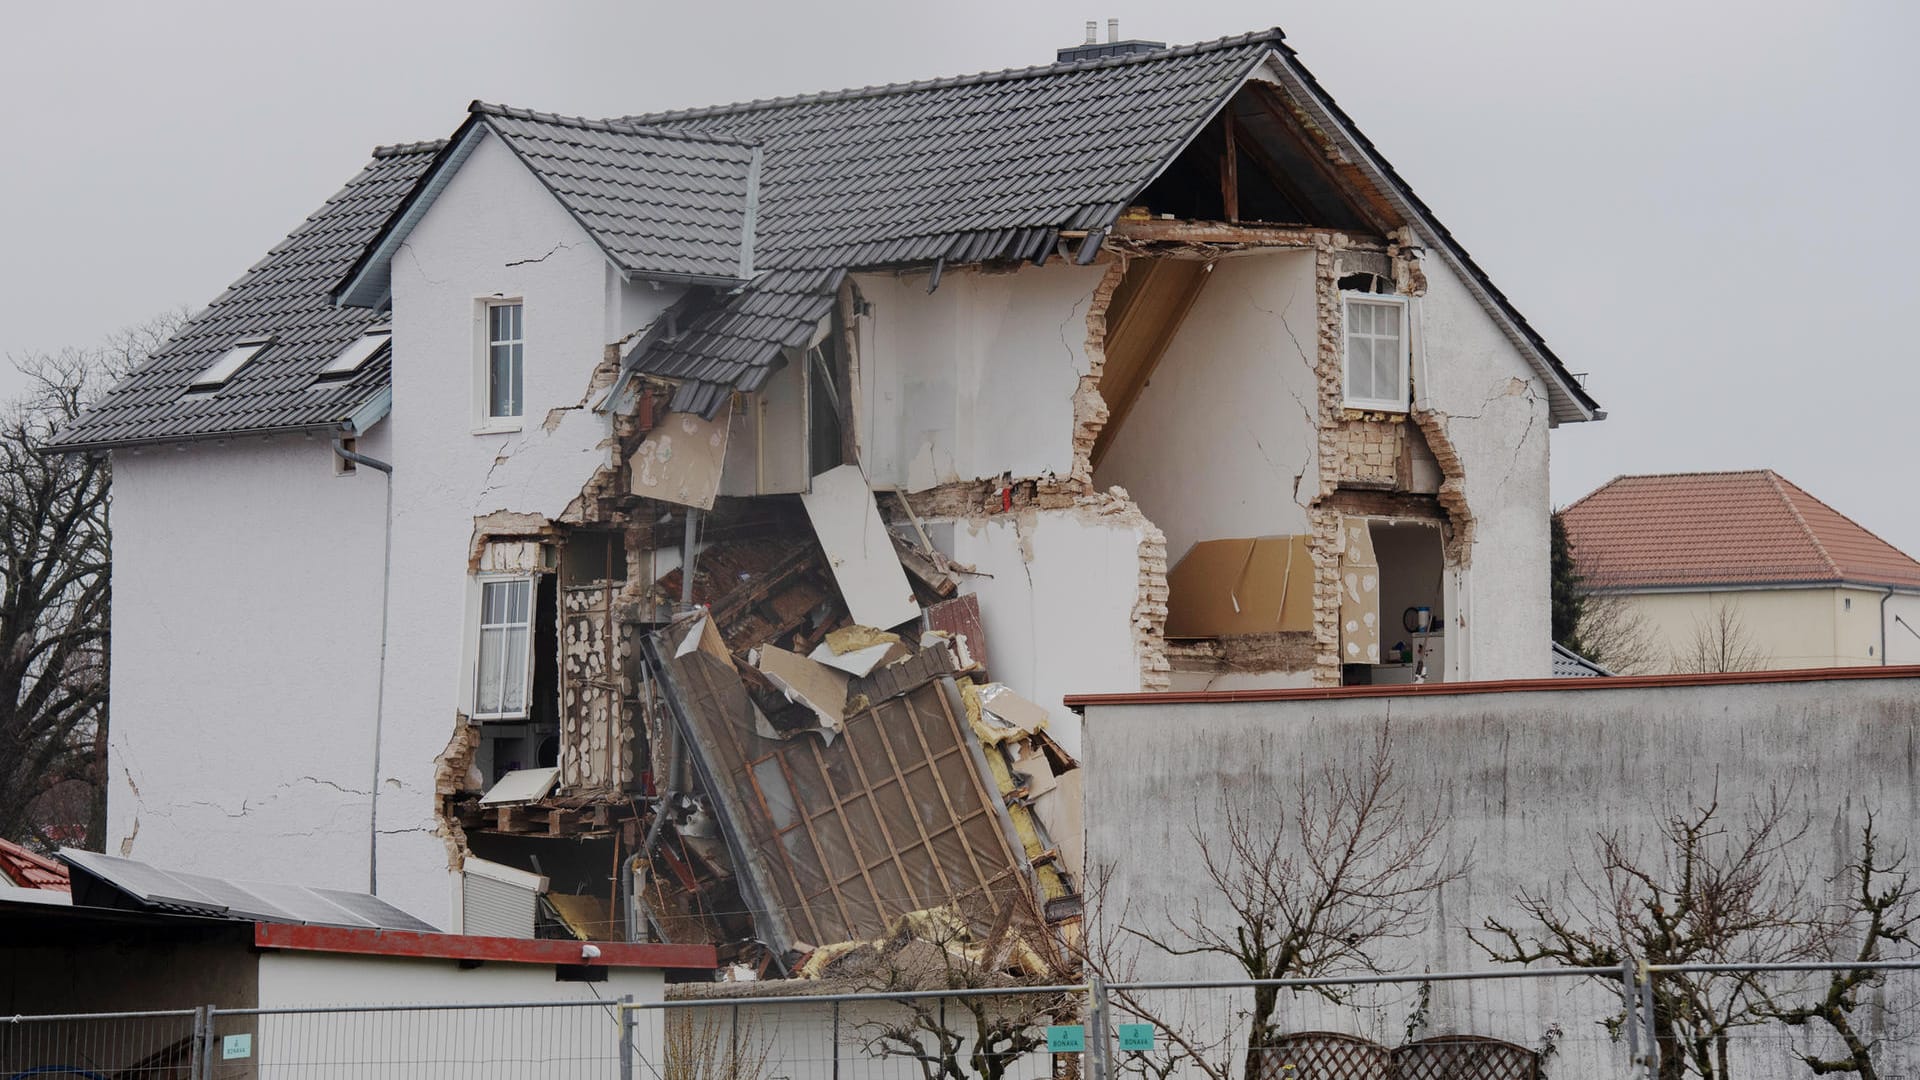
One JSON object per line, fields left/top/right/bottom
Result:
{"left": 371, "top": 139, "right": 448, "bottom": 158}
{"left": 470, "top": 101, "right": 761, "bottom": 147}
{"left": 1764, "top": 470, "right": 1843, "bottom": 579}
{"left": 619, "top": 28, "right": 1287, "bottom": 125}
{"left": 1770, "top": 471, "right": 1920, "bottom": 577}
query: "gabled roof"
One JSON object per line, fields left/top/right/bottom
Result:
{"left": 611, "top": 29, "right": 1598, "bottom": 419}
{"left": 1561, "top": 470, "right": 1920, "bottom": 591}
{"left": 48, "top": 142, "right": 441, "bottom": 452}
{"left": 336, "top": 105, "right": 764, "bottom": 308}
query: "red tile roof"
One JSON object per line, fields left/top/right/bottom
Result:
{"left": 0, "top": 838, "right": 71, "bottom": 892}
{"left": 1561, "top": 470, "right": 1920, "bottom": 591}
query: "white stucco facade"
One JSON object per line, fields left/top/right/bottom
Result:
{"left": 107, "top": 428, "right": 392, "bottom": 890}
{"left": 1415, "top": 253, "right": 1555, "bottom": 681}
{"left": 373, "top": 130, "right": 681, "bottom": 923}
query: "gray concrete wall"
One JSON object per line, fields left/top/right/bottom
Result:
{"left": 1081, "top": 673, "right": 1920, "bottom": 1074}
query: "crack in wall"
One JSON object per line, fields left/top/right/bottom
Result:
{"left": 503, "top": 240, "right": 585, "bottom": 268}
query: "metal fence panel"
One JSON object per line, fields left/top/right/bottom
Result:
{"left": 0, "top": 1008, "right": 202, "bottom": 1079}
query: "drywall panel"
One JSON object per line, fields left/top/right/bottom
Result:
{"left": 946, "top": 509, "right": 1147, "bottom": 757}
{"left": 800, "top": 464, "right": 920, "bottom": 630}
{"left": 632, "top": 407, "right": 731, "bottom": 509}
{"left": 1094, "top": 251, "right": 1321, "bottom": 563}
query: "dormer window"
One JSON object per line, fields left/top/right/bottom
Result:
{"left": 317, "top": 329, "right": 391, "bottom": 381}
{"left": 188, "top": 338, "right": 271, "bottom": 392}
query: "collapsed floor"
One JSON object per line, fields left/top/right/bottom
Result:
{"left": 444, "top": 465, "right": 1084, "bottom": 979}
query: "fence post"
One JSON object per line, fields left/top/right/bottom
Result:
{"left": 619, "top": 994, "right": 635, "bottom": 1080}
{"left": 190, "top": 1005, "right": 208, "bottom": 1080}
{"left": 197, "top": 1004, "right": 219, "bottom": 1080}
{"left": 1618, "top": 957, "right": 1641, "bottom": 1073}
{"left": 831, "top": 1000, "right": 842, "bottom": 1080}
{"left": 1087, "top": 976, "right": 1110, "bottom": 1080}
{"left": 1636, "top": 962, "right": 1659, "bottom": 1080}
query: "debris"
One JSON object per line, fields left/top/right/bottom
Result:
{"left": 808, "top": 638, "right": 906, "bottom": 677}
{"left": 974, "top": 683, "right": 1050, "bottom": 741}
{"left": 478, "top": 767, "right": 562, "bottom": 807}
{"left": 922, "top": 594, "right": 988, "bottom": 674}
{"left": 800, "top": 464, "right": 921, "bottom": 630}
{"left": 544, "top": 892, "right": 614, "bottom": 941}
{"left": 629, "top": 406, "right": 732, "bottom": 510}
{"left": 893, "top": 533, "right": 959, "bottom": 597}
{"left": 1164, "top": 535, "right": 1312, "bottom": 637}
{"left": 750, "top": 644, "right": 850, "bottom": 734}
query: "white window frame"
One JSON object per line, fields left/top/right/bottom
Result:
{"left": 471, "top": 574, "right": 537, "bottom": 721}
{"left": 1340, "top": 292, "right": 1412, "bottom": 413}
{"left": 317, "top": 328, "right": 391, "bottom": 379}
{"left": 188, "top": 337, "right": 272, "bottom": 392}
{"left": 476, "top": 299, "right": 525, "bottom": 432}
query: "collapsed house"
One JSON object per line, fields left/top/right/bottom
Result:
{"left": 50, "top": 26, "right": 1601, "bottom": 955}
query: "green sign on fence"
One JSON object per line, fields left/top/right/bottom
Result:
{"left": 1046, "top": 1025, "right": 1087, "bottom": 1053}
{"left": 1117, "top": 1023, "right": 1157, "bottom": 1052}
{"left": 222, "top": 1034, "right": 253, "bottom": 1060}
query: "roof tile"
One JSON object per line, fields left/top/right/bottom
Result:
{"left": 1561, "top": 471, "right": 1920, "bottom": 591}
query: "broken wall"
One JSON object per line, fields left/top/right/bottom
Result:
{"left": 938, "top": 504, "right": 1152, "bottom": 758}
{"left": 1094, "top": 251, "right": 1321, "bottom": 562}
{"left": 105, "top": 431, "right": 392, "bottom": 889}
{"left": 853, "top": 264, "right": 1106, "bottom": 491}
{"left": 378, "top": 129, "right": 686, "bottom": 923}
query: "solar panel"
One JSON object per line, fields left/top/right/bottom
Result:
{"left": 313, "top": 888, "right": 440, "bottom": 933}
{"left": 57, "top": 850, "right": 441, "bottom": 932}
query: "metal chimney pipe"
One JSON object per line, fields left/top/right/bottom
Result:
{"left": 1084, "top": 20, "right": 1098, "bottom": 44}
{"left": 1108, "top": 18, "right": 1119, "bottom": 42}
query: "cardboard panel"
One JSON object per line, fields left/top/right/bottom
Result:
{"left": 1164, "top": 535, "right": 1312, "bottom": 638}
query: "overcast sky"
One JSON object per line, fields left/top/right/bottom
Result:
{"left": 4, "top": 2, "right": 1914, "bottom": 553}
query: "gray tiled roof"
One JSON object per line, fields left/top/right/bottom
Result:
{"left": 49, "top": 143, "right": 442, "bottom": 451}
{"left": 622, "top": 31, "right": 1281, "bottom": 411}
{"left": 476, "top": 105, "right": 761, "bottom": 284}
{"left": 1551, "top": 641, "right": 1612, "bottom": 678}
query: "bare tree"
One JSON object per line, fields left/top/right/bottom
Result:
{"left": 1072, "top": 861, "right": 1236, "bottom": 1080}
{"left": 664, "top": 1008, "right": 780, "bottom": 1080}
{"left": 1127, "top": 727, "right": 1466, "bottom": 1080}
{"left": 845, "top": 906, "right": 1077, "bottom": 1080}
{"left": 1671, "top": 599, "right": 1771, "bottom": 674}
{"left": 1760, "top": 815, "right": 1917, "bottom": 1080}
{"left": 1473, "top": 792, "right": 1829, "bottom": 1080}
{"left": 0, "top": 312, "right": 183, "bottom": 850}
{"left": 1573, "top": 590, "right": 1660, "bottom": 675}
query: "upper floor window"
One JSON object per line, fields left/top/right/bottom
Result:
{"left": 486, "top": 302, "right": 524, "bottom": 421}
{"left": 1341, "top": 294, "right": 1410, "bottom": 412}
{"left": 474, "top": 576, "right": 534, "bottom": 720}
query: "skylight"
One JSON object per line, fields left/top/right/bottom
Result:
{"left": 318, "top": 330, "right": 391, "bottom": 380}
{"left": 188, "top": 338, "right": 271, "bottom": 391}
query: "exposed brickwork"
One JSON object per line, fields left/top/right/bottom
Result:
{"left": 1068, "top": 258, "right": 1127, "bottom": 488}
{"left": 1306, "top": 233, "right": 1470, "bottom": 685}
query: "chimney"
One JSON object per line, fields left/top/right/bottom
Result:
{"left": 1056, "top": 18, "right": 1167, "bottom": 64}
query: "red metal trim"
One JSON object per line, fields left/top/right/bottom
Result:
{"left": 1064, "top": 664, "right": 1920, "bottom": 710}
{"left": 253, "top": 922, "right": 715, "bottom": 969}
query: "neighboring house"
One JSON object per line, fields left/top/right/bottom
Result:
{"left": 1562, "top": 470, "right": 1920, "bottom": 672}
{"left": 50, "top": 26, "right": 1601, "bottom": 942}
